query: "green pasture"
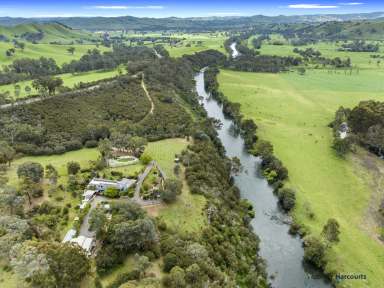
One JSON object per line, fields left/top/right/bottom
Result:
{"left": 122, "top": 32, "right": 227, "bottom": 57}
{"left": 0, "top": 69, "right": 119, "bottom": 99}
{"left": 218, "top": 68, "right": 384, "bottom": 287}
{"left": 259, "top": 41, "right": 384, "bottom": 69}
{"left": 0, "top": 42, "right": 110, "bottom": 66}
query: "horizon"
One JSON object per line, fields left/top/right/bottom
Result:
{"left": 2, "top": 10, "right": 384, "bottom": 20}
{"left": 0, "top": 1, "right": 383, "bottom": 18}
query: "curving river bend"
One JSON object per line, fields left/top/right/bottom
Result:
{"left": 230, "top": 42, "right": 240, "bottom": 58}
{"left": 195, "top": 70, "right": 331, "bottom": 288}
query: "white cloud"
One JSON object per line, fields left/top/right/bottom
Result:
{"left": 93, "top": 5, "right": 164, "bottom": 10}
{"left": 339, "top": 2, "right": 364, "bottom": 5}
{"left": 288, "top": 4, "right": 339, "bottom": 9}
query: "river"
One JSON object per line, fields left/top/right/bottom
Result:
{"left": 230, "top": 42, "right": 240, "bottom": 58}
{"left": 195, "top": 70, "right": 331, "bottom": 288}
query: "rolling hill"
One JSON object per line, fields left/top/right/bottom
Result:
{"left": 0, "top": 22, "right": 97, "bottom": 43}
{"left": 0, "top": 12, "right": 384, "bottom": 32}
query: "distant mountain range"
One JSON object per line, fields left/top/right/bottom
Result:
{"left": 1, "top": 12, "right": 384, "bottom": 31}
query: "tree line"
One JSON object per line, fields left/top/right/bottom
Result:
{"left": 0, "top": 44, "right": 157, "bottom": 86}
{"left": 204, "top": 65, "right": 344, "bottom": 284}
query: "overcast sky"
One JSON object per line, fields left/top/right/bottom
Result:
{"left": 0, "top": 0, "right": 383, "bottom": 18}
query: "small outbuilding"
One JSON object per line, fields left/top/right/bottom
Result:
{"left": 70, "top": 235, "right": 95, "bottom": 255}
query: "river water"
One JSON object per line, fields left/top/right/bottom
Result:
{"left": 230, "top": 42, "right": 240, "bottom": 58}
{"left": 195, "top": 71, "right": 331, "bottom": 288}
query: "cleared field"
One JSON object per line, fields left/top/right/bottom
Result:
{"left": 123, "top": 32, "right": 227, "bottom": 57}
{"left": 6, "top": 148, "right": 99, "bottom": 186}
{"left": 0, "top": 69, "right": 119, "bottom": 99}
{"left": 165, "top": 33, "right": 227, "bottom": 57}
{"left": 144, "top": 138, "right": 189, "bottom": 177}
{"left": 259, "top": 41, "right": 384, "bottom": 69}
{"left": 6, "top": 138, "right": 188, "bottom": 184}
{"left": 156, "top": 171, "right": 206, "bottom": 234}
{"left": 0, "top": 42, "right": 111, "bottom": 66}
{"left": 218, "top": 68, "right": 384, "bottom": 287}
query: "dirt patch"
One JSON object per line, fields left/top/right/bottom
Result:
{"left": 351, "top": 148, "right": 384, "bottom": 244}
{"left": 144, "top": 204, "right": 163, "bottom": 217}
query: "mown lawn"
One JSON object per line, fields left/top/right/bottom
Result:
{"left": 157, "top": 169, "right": 207, "bottom": 235}
{"left": 218, "top": 68, "right": 384, "bottom": 287}
{"left": 144, "top": 138, "right": 190, "bottom": 177}
{"left": 0, "top": 69, "right": 119, "bottom": 99}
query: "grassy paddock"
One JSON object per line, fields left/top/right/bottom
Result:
{"left": 258, "top": 41, "right": 384, "bottom": 69}
{"left": 162, "top": 33, "right": 226, "bottom": 57}
{"left": 108, "top": 32, "right": 226, "bottom": 57}
{"left": 144, "top": 138, "right": 189, "bottom": 177}
{"left": 218, "top": 69, "right": 384, "bottom": 287}
{"left": 0, "top": 69, "right": 119, "bottom": 99}
{"left": 6, "top": 138, "right": 190, "bottom": 184}
{"left": 156, "top": 171, "right": 206, "bottom": 235}
{"left": 0, "top": 42, "right": 110, "bottom": 66}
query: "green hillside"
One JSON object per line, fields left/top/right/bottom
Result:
{"left": 0, "top": 22, "right": 97, "bottom": 43}
{"left": 0, "top": 42, "right": 111, "bottom": 66}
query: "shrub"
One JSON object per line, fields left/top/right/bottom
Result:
{"left": 162, "top": 266, "right": 186, "bottom": 288}
{"left": 252, "top": 139, "right": 273, "bottom": 158}
{"left": 85, "top": 140, "right": 98, "bottom": 148}
{"left": 104, "top": 187, "right": 120, "bottom": 198}
{"left": 303, "top": 235, "right": 327, "bottom": 269}
{"left": 321, "top": 218, "right": 340, "bottom": 243}
{"left": 277, "top": 188, "right": 296, "bottom": 212}
{"left": 332, "top": 137, "right": 351, "bottom": 157}
{"left": 63, "top": 140, "right": 82, "bottom": 151}
{"left": 261, "top": 154, "right": 288, "bottom": 183}
{"left": 160, "top": 179, "right": 182, "bottom": 203}
{"left": 111, "top": 171, "right": 123, "bottom": 178}
{"left": 105, "top": 270, "right": 140, "bottom": 288}
{"left": 67, "top": 161, "right": 81, "bottom": 175}
{"left": 163, "top": 253, "right": 178, "bottom": 272}
{"left": 17, "top": 162, "right": 44, "bottom": 183}
{"left": 140, "top": 153, "right": 152, "bottom": 165}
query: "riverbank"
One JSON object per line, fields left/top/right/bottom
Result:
{"left": 196, "top": 70, "right": 331, "bottom": 287}
{"left": 217, "top": 69, "right": 384, "bottom": 287}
